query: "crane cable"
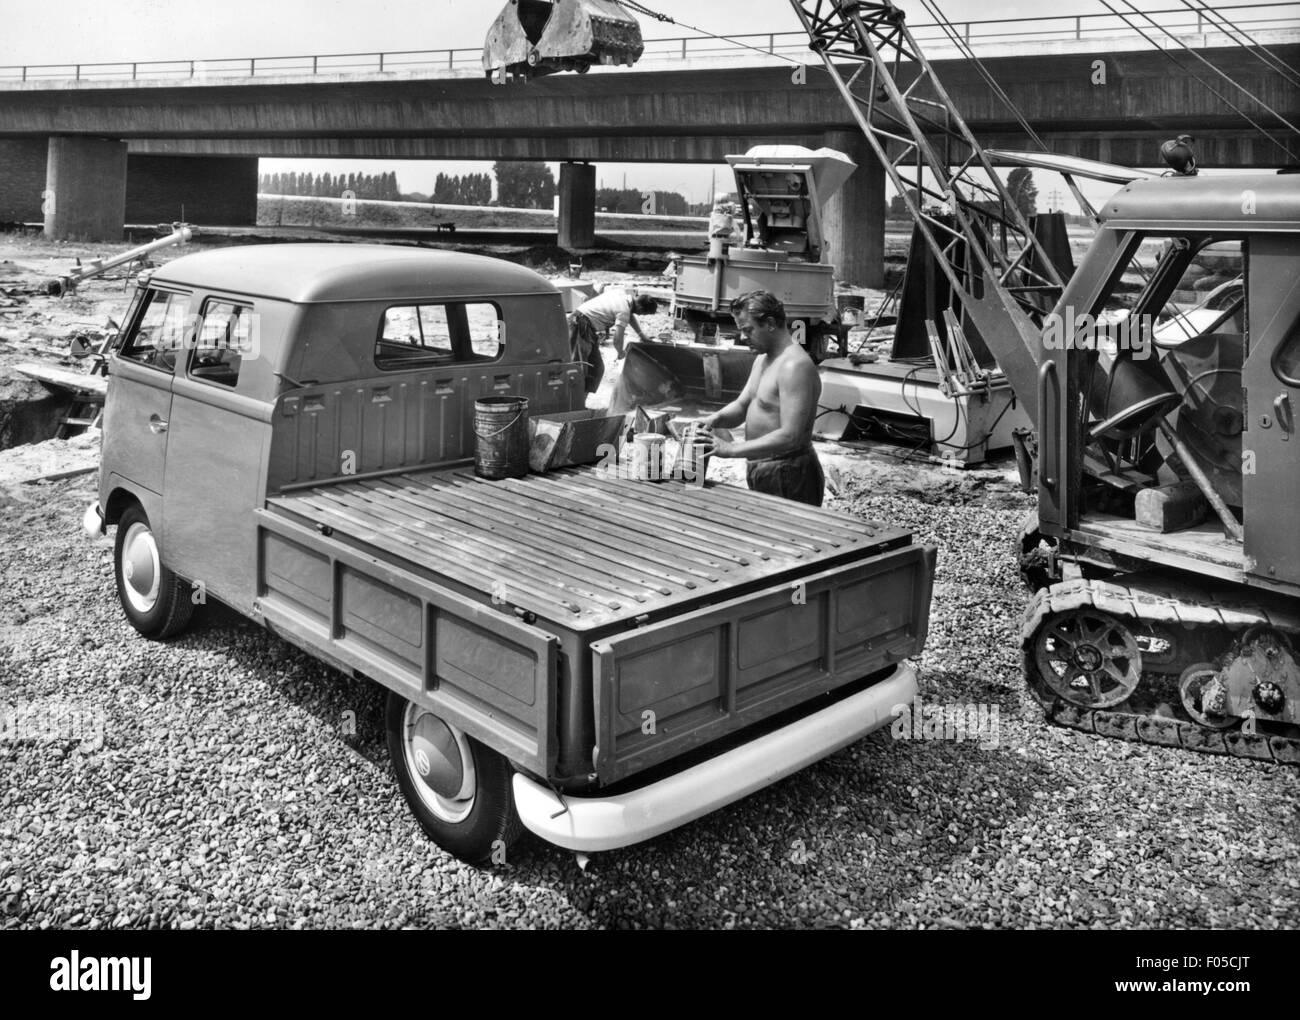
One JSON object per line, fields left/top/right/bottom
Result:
{"left": 1182, "top": 0, "right": 1300, "bottom": 88}
{"left": 1100, "top": 0, "right": 1296, "bottom": 157}
{"left": 918, "top": 0, "right": 1100, "bottom": 221}
{"left": 1119, "top": 0, "right": 1300, "bottom": 138}
{"left": 619, "top": 1, "right": 804, "bottom": 66}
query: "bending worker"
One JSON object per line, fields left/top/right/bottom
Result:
{"left": 697, "top": 290, "right": 825, "bottom": 507}
{"left": 570, "top": 288, "right": 658, "bottom": 394}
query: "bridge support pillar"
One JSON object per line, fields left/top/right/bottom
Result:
{"left": 558, "top": 161, "right": 596, "bottom": 249}
{"left": 821, "top": 131, "right": 884, "bottom": 289}
{"left": 44, "top": 137, "right": 127, "bottom": 241}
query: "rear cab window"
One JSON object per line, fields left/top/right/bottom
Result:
{"left": 375, "top": 301, "right": 503, "bottom": 370}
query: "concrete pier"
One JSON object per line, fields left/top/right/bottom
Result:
{"left": 821, "top": 131, "right": 885, "bottom": 289}
{"left": 558, "top": 161, "right": 596, "bottom": 249}
{"left": 44, "top": 136, "right": 127, "bottom": 241}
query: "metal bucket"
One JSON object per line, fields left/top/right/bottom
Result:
{"left": 474, "top": 396, "right": 530, "bottom": 480}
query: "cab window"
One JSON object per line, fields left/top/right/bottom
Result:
{"left": 119, "top": 290, "right": 190, "bottom": 372}
{"left": 375, "top": 302, "right": 503, "bottom": 370}
{"left": 188, "top": 299, "right": 251, "bottom": 389}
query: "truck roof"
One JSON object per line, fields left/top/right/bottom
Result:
{"left": 149, "top": 243, "right": 561, "bottom": 304}
{"left": 1101, "top": 171, "right": 1299, "bottom": 232}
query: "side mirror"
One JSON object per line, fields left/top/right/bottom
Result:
{"left": 69, "top": 335, "right": 93, "bottom": 359}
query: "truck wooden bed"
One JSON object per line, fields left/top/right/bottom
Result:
{"left": 255, "top": 466, "right": 933, "bottom": 789}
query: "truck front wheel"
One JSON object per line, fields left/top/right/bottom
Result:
{"left": 385, "top": 691, "right": 524, "bottom": 865}
{"left": 113, "top": 504, "right": 194, "bottom": 640}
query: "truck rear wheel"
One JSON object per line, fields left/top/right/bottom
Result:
{"left": 385, "top": 691, "right": 525, "bottom": 865}
{"left": 113, "top": 504, "right": 194, "bottom": 640}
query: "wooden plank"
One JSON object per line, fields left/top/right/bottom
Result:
{"left": 369, "top": 476, "right": 696, "bottom": 595}
{"left": 433, "top": 474, "right": 729, "bottom": 581}
{"left": 15, "top": 362, "right": 108, "bottom": 397}
{"left": 1076, "top": 513, "right": 1244, "bottom": 569}
{"left": 350, "top": 479, "right": 664, "bottom": 605}
{"left": 536, "top": 474, "right": 775, "bottom": 564}
{"left": 268, "top": 491, "right": 593, "bottom": 619}
{"left": 304, "top": 487, "right": 623, "bottom": 614}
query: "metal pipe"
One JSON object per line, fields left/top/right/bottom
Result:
{"left": 1157, "top": 420, "right": 1244, "bottom": 543}
{"left": 47, "top": 226, "right": 192, "bottom": 296}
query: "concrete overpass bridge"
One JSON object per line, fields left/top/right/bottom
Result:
{"left": 0, "top": 4, "right": 1296, "bottom": 284}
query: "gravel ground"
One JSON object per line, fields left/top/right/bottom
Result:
{"left": 1, "top": 462, "right": 1297, "bottom": 930}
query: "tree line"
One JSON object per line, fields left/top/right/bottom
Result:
{"left": 259, "top": 171, "right": 401, "bottom": 201}
{"left": 596, "top": 188, "right": 690, "bottom": 217}
{"left": 259, "top": 163, "right": 694, "bottom": 214}
{"left": 432, "top": 172, "right": 492, "bottom": 206}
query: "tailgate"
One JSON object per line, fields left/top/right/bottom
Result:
{"left": 591, "top": 542, "right": 936, "bottom": 783}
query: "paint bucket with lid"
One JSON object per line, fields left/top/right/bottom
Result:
{"left": 474, "top": 395, "right": 529, "bottom": 480}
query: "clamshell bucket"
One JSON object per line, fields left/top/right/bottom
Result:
{"left": 483, "top": 0, "right": 645, "bottom": 80}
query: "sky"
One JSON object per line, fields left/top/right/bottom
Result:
{"left": 0, "top": 0, "right": 1290, "bottom": 209}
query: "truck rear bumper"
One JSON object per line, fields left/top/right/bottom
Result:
{"left": 512, "top": 663, "right": 917, "bottom": 853}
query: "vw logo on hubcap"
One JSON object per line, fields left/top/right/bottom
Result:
{"left": 414, "top": 748, "right": 431, "bottom": 777}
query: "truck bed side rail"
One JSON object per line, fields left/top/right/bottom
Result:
{"left": 254, "top": 509, "right": 559, "bottom": 775}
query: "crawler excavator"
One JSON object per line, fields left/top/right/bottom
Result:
{"left": 788, "top": 0, "right": 1300, "bottom": 761}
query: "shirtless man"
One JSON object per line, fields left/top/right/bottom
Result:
{"left": 697, "top": 290, "right": 825, "bottom": 506}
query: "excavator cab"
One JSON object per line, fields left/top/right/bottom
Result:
{"left": 483, "top": 0, "right": 645, "bottom": 80}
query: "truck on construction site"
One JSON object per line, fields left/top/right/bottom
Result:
{"left": 83, "top": 243, "right": 937, "bottom": 863}
{"left": 788, "top": 0, "right": 1299, "bottom": 761}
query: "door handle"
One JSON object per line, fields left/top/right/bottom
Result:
{"left": 148, "top": 414, "right": 169, "bottom": 434}
{"left": 1274, "top": 393, "right": 1293, "bottom": 440}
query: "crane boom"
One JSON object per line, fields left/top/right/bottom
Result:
{"left": 788, "top": 0, "right": 1064, "bottom": 418}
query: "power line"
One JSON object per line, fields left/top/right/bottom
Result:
{"left": 1119, "top": 0, "right": 1300, "bottom": 139}
{"left": 1099, "top": 0, "right": 1295, "bottom": 159}
{"left": 919, "top": 0, "right": 1100, "bottom": 220}
{"left": 1181, "top": 0, "right": 1300, "bottom": 89}
{"left": 621, "top": 1, "right": 804, "bottom": 66}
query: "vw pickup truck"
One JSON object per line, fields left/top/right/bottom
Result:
{"left": 84, "top": 243, "right": 935, "bottom": 864}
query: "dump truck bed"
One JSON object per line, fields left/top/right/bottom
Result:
{"left": 254, "top": 465, "right": 933, "bottom": 786}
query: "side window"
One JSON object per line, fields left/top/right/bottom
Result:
{"left": 1150, "top": 239, "right": 1244, "bottom": 348}
{"left": 188, "top": 300, "right": 250, "bottom": 389}
{"left": 119, "top": 290, "right": 190, "bottom": 372}
{"left": 375, "top": 302, "right": 502, "bottom": 370}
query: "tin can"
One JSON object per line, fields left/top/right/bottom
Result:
{"left": 631, "top": 433, "right": 667, "bottom": 481}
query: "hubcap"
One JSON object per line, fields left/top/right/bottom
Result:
{"left": 402, "top": 702, "right": 476, "bottom": 824}
{"left": 1034, "top": 609, "right": 1142, "bottom": 709}
{"left": 120, "top": 522, "right": 161, "bottom": 614}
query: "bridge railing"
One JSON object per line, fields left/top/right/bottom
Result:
{"left": 0, "top": 3, "right": 1294, "bottom": 82}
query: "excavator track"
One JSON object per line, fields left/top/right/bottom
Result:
{"left": 1021, "top": 578, "right": 1300, "bottom": 765}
